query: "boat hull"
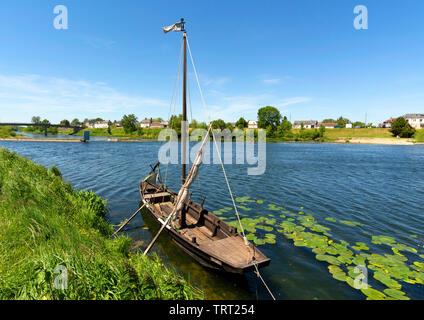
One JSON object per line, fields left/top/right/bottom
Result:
{"left": 140, "top": 181, "right": 271, "bottom": 274}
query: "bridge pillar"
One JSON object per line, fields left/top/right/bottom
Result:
{"left": 44, "top": 126, "right": 48, "bottom": 136}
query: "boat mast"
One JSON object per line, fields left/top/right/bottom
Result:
{"left": 181, "top": 18, "right": 187, "bottom": 186}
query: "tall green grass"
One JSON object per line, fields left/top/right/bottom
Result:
{"left": 0, "top": 148, "right": 203, "bottom": 300}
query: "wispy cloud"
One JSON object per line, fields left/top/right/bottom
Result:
{"left": 197, "top": 74, "right": 230, "bottom": 87}
{"left": 262, "top": 78, "right": 281, "bottom": 84}
{"left": 260, "top": 75, "right": 292, "bottom": 85}
{"left": 275, "top": 97, "right": 311, "bottom": 108}
{"left": 0, "top": 74, "right": 167, "bottom": 122}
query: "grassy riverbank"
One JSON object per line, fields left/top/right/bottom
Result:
{"left": 20, "top": 126, "right": 59, "bottom": 135}
{"left": 0, "top": 147, "right": 203, "bottom": 300}
{"left": 0, "top": 126, "right": 24, "bottom": 139}
{"left": 74, "top": 127, "right": 163, "bottom": 140}
{"left": 19, "top": 126, "right": 423, "bottom": 145}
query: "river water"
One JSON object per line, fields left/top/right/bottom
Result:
{"left": 1, "top": 138, "right": 423, "bottom": 300}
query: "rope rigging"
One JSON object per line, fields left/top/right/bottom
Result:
{"left": 186, "top": 34, "right": 276, "bottom": 300}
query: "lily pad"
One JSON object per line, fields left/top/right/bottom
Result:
{"left": 352, "top": 242, "right": 369, "bottom": 251}
{"left": 339, "top": 220, "right": 362, "bottom": 227}
{"left": 383, "top": 289, "right": 410, "bottom": 300}
{"left": 316, "top": 254, "right": 341, "bottom": 265}
{"left": 361, "top": 287, "right": 387, "bottom": 300}
{"left": 373, "top": 271, "right": 401, "bottom": 290}
{"left": 372, "top": 235, "right": 396, "bottom": 245}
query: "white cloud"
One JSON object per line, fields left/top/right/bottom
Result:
{"left": 260, "top": 75, "right": 292, "bottom": 85}
{"left": 199, "top": 74, "right": 229, "bottom": 87}
{"left": 0, "top": 74, "right": 168, "bottom": 122}
{"left": 275, "top": 97, "right": 311, "bottom": 108}
{"left": 262, "top": 78, "right": 281, "bottom": 84}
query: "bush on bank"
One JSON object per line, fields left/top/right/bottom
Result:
{"left": 0, "top": 147, "right": 203, "bottom": 300}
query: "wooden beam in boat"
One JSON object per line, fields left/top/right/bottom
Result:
{"left": 143, "top": 192, "right": 171, "bottom": 199}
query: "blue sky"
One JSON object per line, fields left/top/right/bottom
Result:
{"left": 0, "top": 0, "right": 423, "bottom": 125}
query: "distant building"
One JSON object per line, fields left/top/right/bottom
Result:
{"left": 115, "top": 121, "right": 122, "bottom": 128}
{"left": 140, "top": 118, "right": 152, "bottom": 128}
{"left": 93, "top": 120, "right": 111, "bottom": 129}
{"left": 84, "top": 120, "right": 111, "bottom": 129}
{"left": 140, "top": 118, "right": 169, "bottom": 129}
{"left": 150, "top": 121, "right": 169, "bottom": 129}
{"left": 248, "top": 120, "right": 258, "bottom": 129}
{"left": 345, "top": 123, "right": 353, "bottom": 129}
{"left": 403, "top": 114, "right": 424, "bottom": 129}
{"left": 293, "top": 120, "right": 318, "bottom": 129}
{"left": 378, "top": 117, "right": 397, "bottom": 128}
{"left": 318, "top": 122, "right": 337, "bottom": 129}
{"left": 84, "top": 120, "right": 95, "bottom": 129}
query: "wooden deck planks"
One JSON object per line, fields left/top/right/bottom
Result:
{"left": 149, "top": 195, "right": 267, "bottom": 268}
{"left": 200, "top": 237, "right": 254, "bottom": 267}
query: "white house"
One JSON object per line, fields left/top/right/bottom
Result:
{"left": 318, "top": 122, "right": 337, "bottom": 129}
{"left": 404, "top": 114, "right": 424, "bottom": 129}
{"left": 248, "top": 120, "right": 258, "bottom": 129}
{"left": 84, "top": 120, "right": 95, "bottom": 129}
{"left": 150, "top": 121, "right": 169, "bottom": 129}
{"left": 293, "top": 120, "right": 318, "bottom": 129}
{"left": 93, "top": 120, "right": 111, "bottom": 129}
{"left": 140, "top": 118, "right": 152, "bottom": 128}
{"left": 84, "top": 120, "right": 111, "bottom": 129}
{"left": 378, "top": 118, "right": 397, "bottom": 128}
{"left": 345, "top": 123, "right": 353, "bottom": 129}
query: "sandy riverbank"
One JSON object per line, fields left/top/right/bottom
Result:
{"left": 334, "top": 138, "right": 416, "bottom": 145}
{"left": 1, "top": 137, "right": 422, "bottom": 145}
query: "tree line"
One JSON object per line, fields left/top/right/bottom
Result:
{"left": 29, "top": 109, "right": 418, "bottom": 140}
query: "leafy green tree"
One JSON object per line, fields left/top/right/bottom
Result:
{"left": 336, "top": 116, "right": 351, "bottom": 128}
{"left": 121, "top": 114, "right": 138, "bottom": 134}
{"left": 40, "top": 119, "right": 50, "bottom": 125}
{"left": 170, "top": 114, "right": 183, "bottom": 131}
{"left": 319, "top": 125, "right": 326, "bottom": 138}
{"left": 226, "top": 122, "right": 234, "bottom": 130}
{"left": 322, "top": 118, "right": 336, "bottom": 124}
{"left": 31, "top": 116, "right": 41, "bottom": 124}
{"left": 236, "top": 117, "right": 248, "bottom": 129}
{"left": 212, "top": 119, "right": 227, "bottom": 130}
{"left": 71, "top": 118, "right": 80, "bottom": 126}
{"left": 390, "top": 117, "right": 415, "bottom": 138}
{"left": 276, "top": 116, "right": 292, "bottom": 136}
{"left": 189, "top": 119, "right": 198, "bottom": 128}
{"left": 60, "top": 119, "right": 70, "bottom": 127}
{"left": 93, "top": 118, "right": 104, "bottom": 122}
{"left": 196, "top": 122, "right": 208, "bottom": 130}
{"left": 352, "top": 121, "right": 365, "bottom": 128}
{"left": 258, "top": 106, "right": 282, "bottom": 130}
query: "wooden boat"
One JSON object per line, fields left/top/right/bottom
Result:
{"left": 139, "top": 19, "right": 270, "bottom": 274}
